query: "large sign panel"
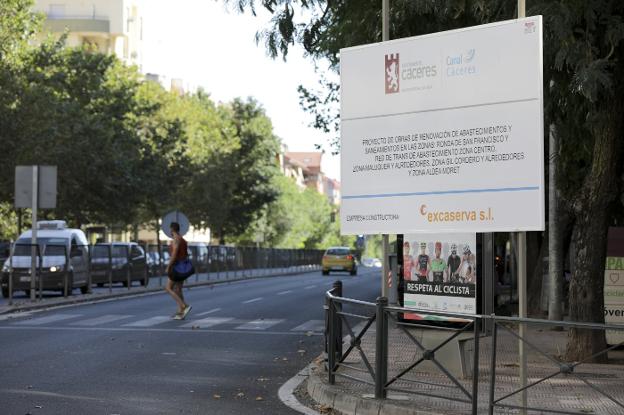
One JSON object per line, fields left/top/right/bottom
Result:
{"left": 403, "top": 233, "right": 476, "bottom": 321}
{"left": 340, "top": 18, "right": 544, "bottom": 234}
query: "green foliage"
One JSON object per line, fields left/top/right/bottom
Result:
{"left": 0, "top": 0, "right": 42, "bottom": 63}
{"left": 235, "top": 174, "right": 353, "bottom": 249}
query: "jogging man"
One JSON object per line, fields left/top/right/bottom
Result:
{"left": 165, "top": 222, "right": 192, "bottom": 320}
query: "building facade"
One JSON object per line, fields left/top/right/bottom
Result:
{"left": 33, "top": 0, "right": 143, "bottom": 70}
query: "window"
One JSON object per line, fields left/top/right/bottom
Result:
{"left": 48, "top": 4, "right": 66, "bottom": 18}
{"left": 14, "top": 238, "right": 68, "bottom": 256}
{"left": 131, "top": 246, "right": 143, "bottom": 258}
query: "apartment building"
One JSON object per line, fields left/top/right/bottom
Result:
{"left": 281, "top": 151, "right": 341, "bottom": 205}
{"left": 33, "top": 0, "right": 143, "bottom": 70}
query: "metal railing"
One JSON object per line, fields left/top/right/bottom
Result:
{"left": 325, "top": 282, "right": 624, "bottom": 415}
{"left": 2, "top": 244, "right": 323, "bottom": 303}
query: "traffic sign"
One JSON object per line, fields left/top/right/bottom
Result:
{"left": 161, "top": 210, "right": 190, "bottom": 238}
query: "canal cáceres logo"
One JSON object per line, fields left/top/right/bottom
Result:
{"left": 385, "top": 53, "right": 400, "bottom": 94}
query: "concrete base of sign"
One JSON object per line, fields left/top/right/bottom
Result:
{"left": 401, "top": 325, "right": 480, "bottom": 379}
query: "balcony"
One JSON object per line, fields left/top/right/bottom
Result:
{"left": 43, "top": 15, "right": 110, "bottom": 34}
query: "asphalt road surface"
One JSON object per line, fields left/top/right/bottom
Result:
{"left": 0, "top": 266, "right": 381, "bottom": 415}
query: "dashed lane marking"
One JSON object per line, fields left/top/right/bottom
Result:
{"left": 12, "top": 313, "right": 82, "bottom": 325}
{"left": 242, "top": 297, "right": 263, "bottom": 304}
{"left": 181, "top": 317, "right": 234, "bottom": 328}
{"left": 236, "top": 319, "right": 284, "bottom": 330}
{"left": 196, "top": 308, "right": 221, "bottom": 316}
{"left": 70, "top": 314, "right": 133, "bottom": 326}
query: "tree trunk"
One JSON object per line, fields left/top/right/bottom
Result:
{"left": 527, "top": 232, "right": 547, "bottom": 317}
{"left": 565, "top": 104, "right": 623, "bottom": 362}
{"left": 548, "top": 123, "right": 564, "bottom": 321}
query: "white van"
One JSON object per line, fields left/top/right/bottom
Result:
{"left": 1, "top": 221, "right": 90, "bottom": 298}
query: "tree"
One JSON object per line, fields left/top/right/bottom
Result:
{"left": 188, "top": 98, "right": 280, "bottom": 243}
{"left": 228, "top": 0, "right": 624, "bottom": 360}
{"left": 0, "top": 41, "right": 150, "bottom": 226}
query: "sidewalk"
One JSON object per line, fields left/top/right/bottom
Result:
{"left": 0, "top": 265, "right": 320, "bottom": 314}
{"left": 308, "top": 320, "right": 624, "bottom": 414}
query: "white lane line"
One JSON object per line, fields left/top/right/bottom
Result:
{"left": 197, "top": 308, "right": 221, "bottom": 316}
{"left": 236, "top": 319, "right": 284, "bottom": 330}
{"left": 290, "top": 320, "right": 324, "bottom": 333}
{"left": 277, "top": 290, "right": 292, "bottom": 296}
{"left": 0, "top": 325, "right": 324, "bottom": 336}
{"left": 303, "top": 285, "right": 316, "bottom": 290}
{"left": 181, "top": 317, "right": 233, "bottom": 328}
{"left": 13, "top": 313, "right": 82, "bottom": 326}
{"left": 122, "top": 316, "right": 170, "bottom": 327}
{"left": 70, "top": 314, "right": 133, "bottom": 326}
{"left": 242, "top": 297, "right": 263, "bottom": 304}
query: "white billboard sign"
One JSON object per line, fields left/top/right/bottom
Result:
{"left": 340, "top": 17, "right": 544, "bottom": 234}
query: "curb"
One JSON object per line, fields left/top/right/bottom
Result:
{"left": 307, "top": 356, "right": 444, "bottom": 415}
{"left": 0, "top": 267, "right": 321, "bottom": 315}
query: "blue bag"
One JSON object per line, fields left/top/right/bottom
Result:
{"left": 172, "top": 258, "right": 195, "bottom": 281}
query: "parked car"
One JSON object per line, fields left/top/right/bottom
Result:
{"left": 90, "top": 242, "right": 148, "bottom": 287}
{"left": 1, "top": 220, "right": 89, "bottom": 297}
{"left": 322, "top": 247, "right": 357, "bottom": 276}
{"left": 188, "top": 242, "right": 208, "bottom": 271}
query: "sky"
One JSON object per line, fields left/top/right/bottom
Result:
{"left": 140, "top": 0, "right": 341, "bottom": 181}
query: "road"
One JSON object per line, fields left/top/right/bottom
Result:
{"left": 0, "top": 266, "right": 380, "bottom": 415}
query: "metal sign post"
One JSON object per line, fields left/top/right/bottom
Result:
{"left": 516, "top": 3, "right": 528, "bottom": 414}
{"left": 30, "top": 166, "right": 38, "bottom": 301}
{"left": 15, "top": 165, "right": 57, "bottom": 302}
{"left": 381, "top": 0, "right": 390, "bottom": 299}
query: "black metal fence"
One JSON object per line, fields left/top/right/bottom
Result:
{"left": 325, "top": 282, "right": 624, "bottom": 415}
{"left": 1, "top": 243, "right": 323, "bottom": 304}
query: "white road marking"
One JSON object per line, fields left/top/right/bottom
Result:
{"left": 13, "top": 313, "right": 82, "bottom": 325}
{"left": 236, "top": 319, "right": 284, "bottom": 330}
{"left": 70, "top": 314, "right": 133, "bottom": 326}
{"left": 122, "top": 316, "right": 170, "bottom": 327}
{"left": 197, "top": 308, "right": 221, "bottom": 316}
{"left": 277, "top": 290, "right": 292, "bottom": 296}
{"left": 291, "top": 320, "right": 324, "bottom": 333}
{"left": 242, "top": 297, "right": 263, "bottom": 304}
{"left": 181, "top": 317, "right": 233, "bottom": 328}
{"left": 303, "top": 285, "right": 316, "bottom": 290}
{"left": 0, "top": 325, "right": 324, "bottom": 336}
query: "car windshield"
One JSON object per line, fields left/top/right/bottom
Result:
{"left": 13, "top": 238, "right": 68, "bottom": 256}
{"left": 327, "top": 248, "right": 350, "bottom": 256}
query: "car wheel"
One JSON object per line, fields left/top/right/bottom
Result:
{"left": 322, "top": 270, "right": 329, "bottom": 276}
{"left": 2, "top": 286, "right": 10, "bottom": 298}
{"left": 122, "top": 280, "right": 129, "bottom": 288}
{"left": 96, "top": 283, "right": 104, "bottom": 288}
{"left": 24, "top": 289, "right": 31, "bottom": 297}
{"left": 80, "top": 285, "right": 89, "bottom": 295}
{"left": 140, "top": 275, "right": 149, "bottom": 287}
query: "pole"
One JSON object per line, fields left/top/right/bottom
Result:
{"left": 516, "top": 2, "right": 528, "bottom": 412}
{"left": 517, "top": 3, "right": 527, "bottom": 413}
{"left": 30, "top": 166, "right": 38, "bottom": 301}
{"left": 380, "top": 0, "right": 390, "bottom": 298}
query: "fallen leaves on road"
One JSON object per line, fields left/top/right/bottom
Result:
{"left": 257, "top": 377, "right": 269, "bottom": 382}
{"left": 255, "top": 396, "right": 264, "bottom": 401}
{"left": 236, "top": 392, "right": 245, "bottom": 398}
{"left": 213, "top": 394, "right": 222, "bottom": 399}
